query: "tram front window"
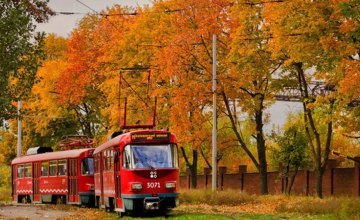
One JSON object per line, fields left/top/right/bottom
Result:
{"left": 81, "top": 158, "right": 94, "bottom": 175}
{"left": 123, "top": 144, "right": 178, "bottom": 169}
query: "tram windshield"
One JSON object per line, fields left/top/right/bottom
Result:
{"left": 81, "top": 157, "right": 94, "bottom": 175}
{"left": 123, "top": 144, "right": 178, "bottom": 169}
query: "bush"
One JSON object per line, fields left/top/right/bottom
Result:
{"left": 0, "top": 164, "right": 11, "bottom": 187}
{"left": 0, "top": 186, "right": 11, "bottom": 203}
{"left": 180, "top": 189, "right": 255, "bottom": 206}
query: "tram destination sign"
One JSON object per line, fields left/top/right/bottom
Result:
{"left": 131, "top": 133, "right": 170, "bottom": 142}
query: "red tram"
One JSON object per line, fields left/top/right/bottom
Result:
{"left": 11, "top": 147, "right": 95, "bottom": 206}
{"left": 93, "top": 130, "right": 179, "bottom": 215}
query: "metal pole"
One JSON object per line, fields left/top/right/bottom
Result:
{"left": 212, "top": 34, "right": 217, "bottom": 191}
{"left": 17, "top": 99, "right": 22, "bottom": 157}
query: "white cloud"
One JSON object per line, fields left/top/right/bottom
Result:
{"left": 36, "top": 0, "right": 151, "bottom": 37}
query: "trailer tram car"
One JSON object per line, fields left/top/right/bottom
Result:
{"left": 11, "top": 147, "right": 95, "bottom": 206}
{"left": 94, "top": 130, "right": 179, "bottom": 215}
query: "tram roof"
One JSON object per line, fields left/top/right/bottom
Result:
{"left": 11, "top": 148, "right": 94, "bottom": 165}
{"left": 93, "top": 130, "right": 175, "bottom": 154}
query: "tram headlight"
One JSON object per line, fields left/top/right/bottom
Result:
{"left": 165, "top": 182, "right": 176, "bottom": 189}
{"left": 131, "top": 182, "right": 143, "bottom": 191}
{"left": 86, "top": 183, "right": 94, "bottom": 191}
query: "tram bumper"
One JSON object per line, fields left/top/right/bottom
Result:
{"left": 144, "top": 197, "right": 160, "bottom": 211}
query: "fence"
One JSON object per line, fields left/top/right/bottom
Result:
{"left": 180, "top": 158, "right": 360, "bottom": 196}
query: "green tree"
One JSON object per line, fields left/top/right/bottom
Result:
{"left": 271, "top": 114, "right": 308, "bottom": 195}
{"left": 0, "top": 0, "right": 53, "bottom": 122}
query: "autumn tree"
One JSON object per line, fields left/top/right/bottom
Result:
{"left": 263, "top": 0, "right": 357, "bottom": 197}
{"left": 147, "top": 0, "right": 235, "bottom": 188}
{"left": 54, "top": 15, "right": 111, "bottom": 139}
{"left": 217, "top": 0, "right": 286, "bottom": 194}
{"left": 20, "top": 34, "right": 83, "bottom": 151}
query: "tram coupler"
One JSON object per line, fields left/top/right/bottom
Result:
{"left": 144, "top": 197, "right": 160, "bottom": 211}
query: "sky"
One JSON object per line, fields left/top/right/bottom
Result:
{"left": 35, "top": 0, "right": 302, "bottom": 132}
{"left": 36, "top": 0, "right": 152, "bottom": 37}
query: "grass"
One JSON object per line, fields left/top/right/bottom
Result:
{"left": 2, "top": 189, "right": 360, "bottom": 219}
{"left": 178, "top": 189, "right": 360, "bottom": 219}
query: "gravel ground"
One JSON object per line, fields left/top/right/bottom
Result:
{"left": 0, "top": 204, "right": 76, "bottom": 220}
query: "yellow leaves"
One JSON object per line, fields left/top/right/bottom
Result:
{"left": 340, "top": 19, "right": 357, "bottom": 33}
{"left": 320, "top": 35, "right": 342, "bottom": 52}
{"left": 339, "top": 59, "right": 360, "bottom": 99}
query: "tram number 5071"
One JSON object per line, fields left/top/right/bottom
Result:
{"left": 147, "top": 182, "right": 160, "bottom": 188}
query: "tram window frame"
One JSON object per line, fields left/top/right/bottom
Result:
{"left": 41, "top": 162, "right": 49, "bottom": 176}
{"left": 96, "top": 154, "right": 100, "bottom": 173}
{"left": 94, "top": 154, "right": 99, "bottom": 173}
{"left": 24, "top": 163, "right": 32, "bottom": 178}
{"left": 17, "top": 164, "right": 24, "bottom": 178}
{"left": 58, "top": 160, "right": 66, "bottom": 176}
{"left": 49, "top": 160, "right": 57, "bottom": 176}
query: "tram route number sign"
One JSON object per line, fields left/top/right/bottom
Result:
{"left": 131, "top": 133, "right": 170, "bottom": 142}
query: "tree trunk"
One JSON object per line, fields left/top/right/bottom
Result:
{"left": 286, "top": 167, "right": 298, "bottom": 195}
{"left": 180, "top": 147, "right": 198, "bottom": 189}
{"left": 191, "top": 150, "right": 198, "bottom": 188}
{"left": 294, "top": 62, "right": 332, "bottom": 198}
{"left": 255, "top": 109, "right": 268, "bottom": 195}
{"left": 316, "top": 167, "right": 324, "bottom": 198}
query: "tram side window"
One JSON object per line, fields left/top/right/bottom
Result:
{"left": 106, "top": 150, "right": 110, "bottom": 170}
{"left": 49, "top": 160, "right": 57, "bottom": 176}
{"left": 104, "top": 150, "right": 113, "bottom": 171}
{"left": 58, "top": 160, "right": 66, "bottom": 176}
{"left": 103, "top": 151, "right": 107, "bottom": 170}
{"left": 94, "top": 154, "right": 99, "bottom": 173}
{"left": 110, "top": 150, "right": 114, "bottom": 169}
{"left": 17, "top": 164, "right": 24, "bottom": 178}
{"left": 41, "top": 162, "right": 48, "bottom": 176}
{"left": 24, "top": 163, "right": 32, "bottom": 177}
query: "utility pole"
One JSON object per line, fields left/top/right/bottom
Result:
{"left": 17, "top": 99, "right": 22, "bottom": 157}
{"left": 212, "top": 34, "right": 217, "bottom": 191}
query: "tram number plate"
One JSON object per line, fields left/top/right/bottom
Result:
{"left": 147, "top": 182, "right": 160, "bottom": 188}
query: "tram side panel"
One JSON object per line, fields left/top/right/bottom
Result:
{"left": 11, "top": 148, "right": 95, "bottom": 206}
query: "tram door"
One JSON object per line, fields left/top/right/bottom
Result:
{"left": 33, "top": 162, "right": 41, "bottom": 202}
{"left": 114, "top": 150, "right": 122, "bottom": 209}
{"left": 68, "top": 159, "right": 78, "bottom": 203}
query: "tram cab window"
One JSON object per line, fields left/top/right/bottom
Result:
{"left": 123, "top": 144, "right": 178, "bottom": 169}
{"left": 24, "top": 163, "right": 32, "bottom": 177}
{"left": 123, "top": 146, "right": 131, "bottom": 169}
{"left": 49, "top": 160, "right": 57, "bottom": 176}
{"left": 81, "top": 158, "right": 94, "bottom": 175}
{"left": 17, "top": 164, "right": 24, "bottom": 178}
{"left": 58, "top": 160, "right": 66, "bottom": 176}
{"left": 41, "top": 162, "right": 48, "bottom": 176}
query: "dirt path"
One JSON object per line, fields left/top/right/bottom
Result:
{"left": 0, "top": 204, "right": 76, "bottom": 220}
{"left": 0, "top": 201, "right": 278, "bottom": 219}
